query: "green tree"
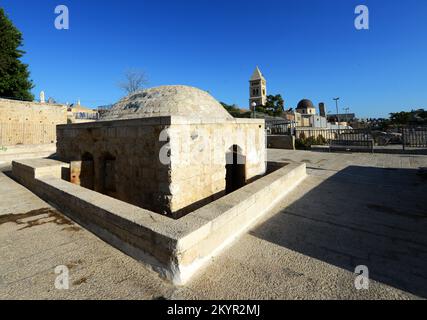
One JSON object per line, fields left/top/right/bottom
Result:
{"left": 417, "top": 109, "right": 427, "bottom": 120}
{"left": 265, "top": 94, "right": 284, "bottom": 116}
{"left": 0, "top": 8, "right": 34, "bottom": 101}
{"left": 220, "top": 102, "right": 251, "bottom": 118}
{"left": 389, "top": 111, "right": 411, "bottom": 125}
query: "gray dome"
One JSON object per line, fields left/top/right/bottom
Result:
{"left": 297, "top": 99, "right": 315, "bottom": 110}
{"left": 101, "top": 85, "right": 233, "bottom": 121}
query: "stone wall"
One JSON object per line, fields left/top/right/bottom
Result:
{"left": 0, "top": 144, "right": 56, "bottom": 167}
{"left": 12, "top": 158, "right": 306, "bottom": 285}
{"left": 267, "top": 135, "right": 295, "bottom": 150}
{"left": 57, "top": 117, "right": 266, "bottom": 217}
{"left": 57, "top": 118, "right": 172, "bottom": 215}
{"left": 0, "top": 98, "right": 67, "bottom": 146}
{"left": 168, "top": 119, "right": 266, "bottom": 215}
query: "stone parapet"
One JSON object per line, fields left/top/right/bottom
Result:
{"left": 12, "top": 158, "right": 306, "bottom": 284}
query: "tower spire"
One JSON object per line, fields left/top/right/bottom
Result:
{"left": 250, "top": 66, "right": 263, "bottom": 81}
{"left": 249, "top": 67, "right": 267, "bottom": 107}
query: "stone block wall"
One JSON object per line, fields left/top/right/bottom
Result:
{"left": 267, "top": 135, "right": 295, "bottom": 150}
{"left": 57, "top": 118, "right": 172, "bottom": 215}
{"left": 0, "top": 98, "right": 67, "bottom": 146}
{"left": 57, "top": 117, "right": 266, "bottom": 217}
{"left": 11, "top": 158, "right": 306, "bottom": 284}
{"left": 168, "top": 120, "right": 266, "bottom": 215}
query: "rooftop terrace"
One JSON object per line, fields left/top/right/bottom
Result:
{"left": 1, "top": 149, "right": 426, "bottom": 299}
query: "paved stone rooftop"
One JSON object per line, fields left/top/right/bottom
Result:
{"left": 1, "top": 150, "right": 426, "bottom": 299}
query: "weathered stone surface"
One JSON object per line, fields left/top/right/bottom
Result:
{"left": 11, "top": 158, "right": 305, "bottom": 285}
{"left": 3, "top": 150, "right": 427, "bottom": 299}
{"left": 0, "top": 98, "right": 67, "bottom": 146}
{"left": 267, "top": 134, "right": 295, "bottom": 150}
{"left": 56, "top": 86, "right": 266, "bottom": 217}
{"left": 100, "top": 85, "right": 233, "bottom": 121}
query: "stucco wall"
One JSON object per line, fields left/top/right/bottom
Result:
{"left": 0, "top": 98, "right": 67, "bottom": 146}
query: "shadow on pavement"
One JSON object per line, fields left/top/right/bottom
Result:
{"left": 251, "top": 165, "right": 427, "bottom": 298}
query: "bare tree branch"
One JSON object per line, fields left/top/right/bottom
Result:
{"left": 119, "top": 69, "right": 148, "bottom": 94}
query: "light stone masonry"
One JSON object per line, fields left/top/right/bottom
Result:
{"left": 12, "top": 158, "right": 306, "bottom": 284}
{"left": 0, "top": 98, "right": 67, "bottom": 146}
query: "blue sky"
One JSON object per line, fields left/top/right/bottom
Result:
{"left": 2, "top": 0, "right": 426, "bottom": 118}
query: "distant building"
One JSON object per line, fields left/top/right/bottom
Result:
{"left": 247, "top": 69, "right": 351, "bottom": 129}
{"left": 293, "top": 99, "right": 322, "bottom": 127}
{"left": 67, "top": 101, "right": 99, "bottom": 123}
{"left": 327, "top": 113, "right": 356, "bottom": 122}
{"left": 281, "top": 111, "right": 296, "bottom": 123}
{"left": 319, "top": 102, "right": 326, "bottom": 117}
{"left": 293, "top": 99, "right": 351, "bottom": 129}
{"left": 296, "top": 99, "right": 317, "bottom": 116}
{"left": 249, "top": 66, "right": 267, "bottom": 108}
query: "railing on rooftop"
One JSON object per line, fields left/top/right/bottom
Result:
{"left": 265, "top": 120, "right": 295, "bottom": 135}
{"left": 73, "top": 112, "right": 100, "bottom": 120}
{"left": 295, "top": 128, "right": 373, "bottom": 144}
{"left": 403, "top": 127, "right": 427, "bottom": 149}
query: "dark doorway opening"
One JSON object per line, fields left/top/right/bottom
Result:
{"left": 225, "top": 145, "right": 246, "bottom": 194}
{"left": 100, "top": 153, "right": 117, "bottom": 196}
{"left": 80, "top": 152, "right": 95, "bottom": 190}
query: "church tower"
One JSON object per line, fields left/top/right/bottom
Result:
{"left": 249, "top": 66, "right": 267, "bottom": 108}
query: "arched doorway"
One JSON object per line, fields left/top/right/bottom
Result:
{"left": 80, "top": 152, "right": 95, "bottom": 190}
{"left": 225, "top": 145, "right": 246, "bottom": 194}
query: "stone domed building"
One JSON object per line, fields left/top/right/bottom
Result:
{"left": 57, "top": 85, "right": 266, "bottom": 217}
{"left": 101, "top": 85, "right": 234, "bottom": 121}
{"left": 296, "top": 99, "right": 317, "bottom": 115}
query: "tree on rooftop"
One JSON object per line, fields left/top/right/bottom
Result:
{"left": 119, "top": 69, "right": 148, "bottom": 95}
{"left": 0, "top": 8, "right": 34, "bottom": 101}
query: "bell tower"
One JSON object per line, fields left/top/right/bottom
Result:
{"left": 249, "top": 66, "right": 267, "bottom": 108}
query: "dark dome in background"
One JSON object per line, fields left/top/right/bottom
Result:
{"left": 297, "top": 99, "right": 315, "bottom": 110}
